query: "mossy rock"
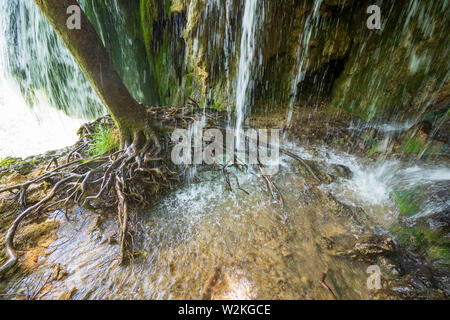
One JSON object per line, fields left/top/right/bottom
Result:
{"left": 391, "top": 220, "right": 450, "bottom": 265}
{"left": 428, "top": 245, "right": 450, "bottom": 265}
{"left": 331, "top": 1, "right": 450, "bottom": 120}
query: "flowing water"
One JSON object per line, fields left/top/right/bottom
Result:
{"left": 235, "top": 0, "right": 261, "bottom": 146}
{"left": 0, "top": 80, "right": 82, "bottom": 158}
{"left": 5, "top": 139, "right": 449, "bottom": 299}
{"left": 286, "top": 0, "right": 323, "bottom": 125}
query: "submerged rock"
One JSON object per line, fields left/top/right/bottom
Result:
{"left": 335, "top": 235, "right": 395, "bottom": 262}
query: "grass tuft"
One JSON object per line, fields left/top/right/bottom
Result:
{"left": 88, "top": 125, "right": 119, "bottom": 156}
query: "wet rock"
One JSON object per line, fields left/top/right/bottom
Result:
{"left": 51, "top": 264, "right": 68, "bottom": 282}
{"left": 201, "top": 267, "right": 222, "bottom": 300}
{"left": 336, "top": 235, "right": 395, "bottom": 262}
{"left": 330, "top": 196, "right": 377, "bottom": 231}
{"left": 378, "top": 271, "right": 449, "bottom": 300}
{"left": 406, "top": 121, "right": 433, "bottom": 137}
{"left": 58, "top": 287, "right": 77, "bottom": 300}
{"left": 378, "top": 257, "right": 401, "bottom": 280}
{"left": 330, "top": 164, "right": 353, "bottom": 180}
{"left": 280, "top": 246, "right": 292, "bottom": 257}
{"left": 302, "top": 160, "right": 353, "bottom": 184}
{"left": 201, "top": 268, "right": 256, "bottom": 300}
{"left": 317, "top": 236, "right": 334, "bottom": 250}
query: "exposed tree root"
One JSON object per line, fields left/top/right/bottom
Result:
{"left": 0, "top": 114, "right": 185, "bottom": 276}
{"left": 0, "top": 104, "right": 320, "bottom": 278}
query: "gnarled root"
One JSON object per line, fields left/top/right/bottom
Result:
{"left": 0, "top": 119, "right": 182, "bottom": 276}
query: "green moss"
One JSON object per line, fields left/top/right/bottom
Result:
{"left": 403, "top": 138, "right": 422, "bottom": 153}
{"left": 88, "top": 125, "right": 119, "bottom": 156}
{"left": 331, "top": 1, "right": 450, "bottom": 120}
{"left": 164, "top": 0, "right": 172, "bottom": 19}
{"left": 403, "top": 137, "right": 424, "bottom": 154}
{"left": 392, "top": 188, "right": 420, "bottom": 217}
{"left": 138, "top": 0, "right": 187, "bottom": 105}
{"left": 428, "top": 246, "right": 450, "bottom": 264}
{"left": 208, "top": 99, "right": 224, "bottom": 111}
{"left": 369, "top": 145, "right": 380, "bottom": 156}
{"left": 390, "top": 224, "right": 430, "bottom": 252}
{"left": 0, "top": 157, "right": 22, "bottom": 168}
{"left": 0, "top": 157, "right": 37, "bottom": 171}
{"left": 140, "top": 0, "right": 157, "bottom": 57}
{"left": 391, "top": 222, "right": 450, "bottom": 264}
{"left": 149, "top": 35, "right": 179, "bottom": 104}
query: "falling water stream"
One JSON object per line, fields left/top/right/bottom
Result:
{"left": 0, "top": 0, "right": 449, "bottom": 300}
{"left": 235, "top": 0, "right": 260, "bottom": 147}
{"left": 286, "top": 0, "right": 323, "bottom": 125}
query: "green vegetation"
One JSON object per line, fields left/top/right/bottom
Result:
{"left": 391, "top": 224, "right": 431, "bottom": 252}
{"left": 402, "top": 137, "right": 432, "bottom": 154}
{"left": 140, "top": 0, "right": 157, "bottom": 57}
{"left": 428, "top": 246, "right": 450, "bottom": 265}
{"left": 208, "top": 98, "right": 224, "bottom": 111}
{"left": 369, "top": 145, "right": 380, "bottom": 156}
{"left": 391, "top": 222, "right": 450, "bottom": 265}
{"left": 0, "top": 157, "right": 22, "bottom": 168}
{"left": 403, "top": 138, "right": 423, "bottom": 153}
{"left": 298, "top": 164, "right": 311, "bottom": 177}
{"left": 0, "top": 157, "right": 37, "bottom": 171}
{"left": 88, "top": 125, "right": 119, "bottom": 156}
{"left": 392, "top": 188, "right": 420, "bottom": 217}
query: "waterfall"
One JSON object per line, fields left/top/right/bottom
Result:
{"left": 0, "top": 0, "right": 102, "bottom": 158}
{"left": 0, "top": 0, "right": 104, "bottom": 119}
{"left": 235, "top": 0, "right": 261, "bottom": 147}
{"left": 286, "top": 0, "right": 323, "bottom": 125}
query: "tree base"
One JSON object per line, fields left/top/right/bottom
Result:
{"left": 0, "top": 114, "right": 183, "bottom": 276}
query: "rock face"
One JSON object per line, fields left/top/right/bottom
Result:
{"left": 113, "top": 0, "right": 448, "bottom": 121}
{"left": 5, "top": 0, "right": 448, "bottom": 122}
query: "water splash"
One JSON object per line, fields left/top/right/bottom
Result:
{"left": 307, "top": 145, "right": 450, "bottom": 227}
{"left": 0, "top": 78, "right": 82, "bottom": 158}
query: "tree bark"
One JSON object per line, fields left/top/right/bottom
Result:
{"left": 33, "top": 0, "right": 149, "bottom": 146}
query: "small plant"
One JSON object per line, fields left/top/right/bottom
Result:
{"left": 0, "top": 158, "right": 20, "bottom": 168}
{"left": 392, "top": 188, "right": 420, "bottom": 217}
{"left": 403, "top": 137, "right": 422, "bottom": 153}
{"left": 402, "top": 137, "right": 432, "bottom": 154}
{"left": 208, "top": 98, "right": 224, "bottom": 111}
{"left": 391, "top": 221, "right": 450, "bottom": 265}
{"left": 88, "top": 125, "right": 119, "bottom": 156}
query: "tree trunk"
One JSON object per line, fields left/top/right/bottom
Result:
{"left": 33, "top": 0, "right": 150, "bottom": 146}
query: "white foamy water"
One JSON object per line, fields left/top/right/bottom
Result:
{"left": 281, "top": 142, "right": 450, "bottom": 227}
